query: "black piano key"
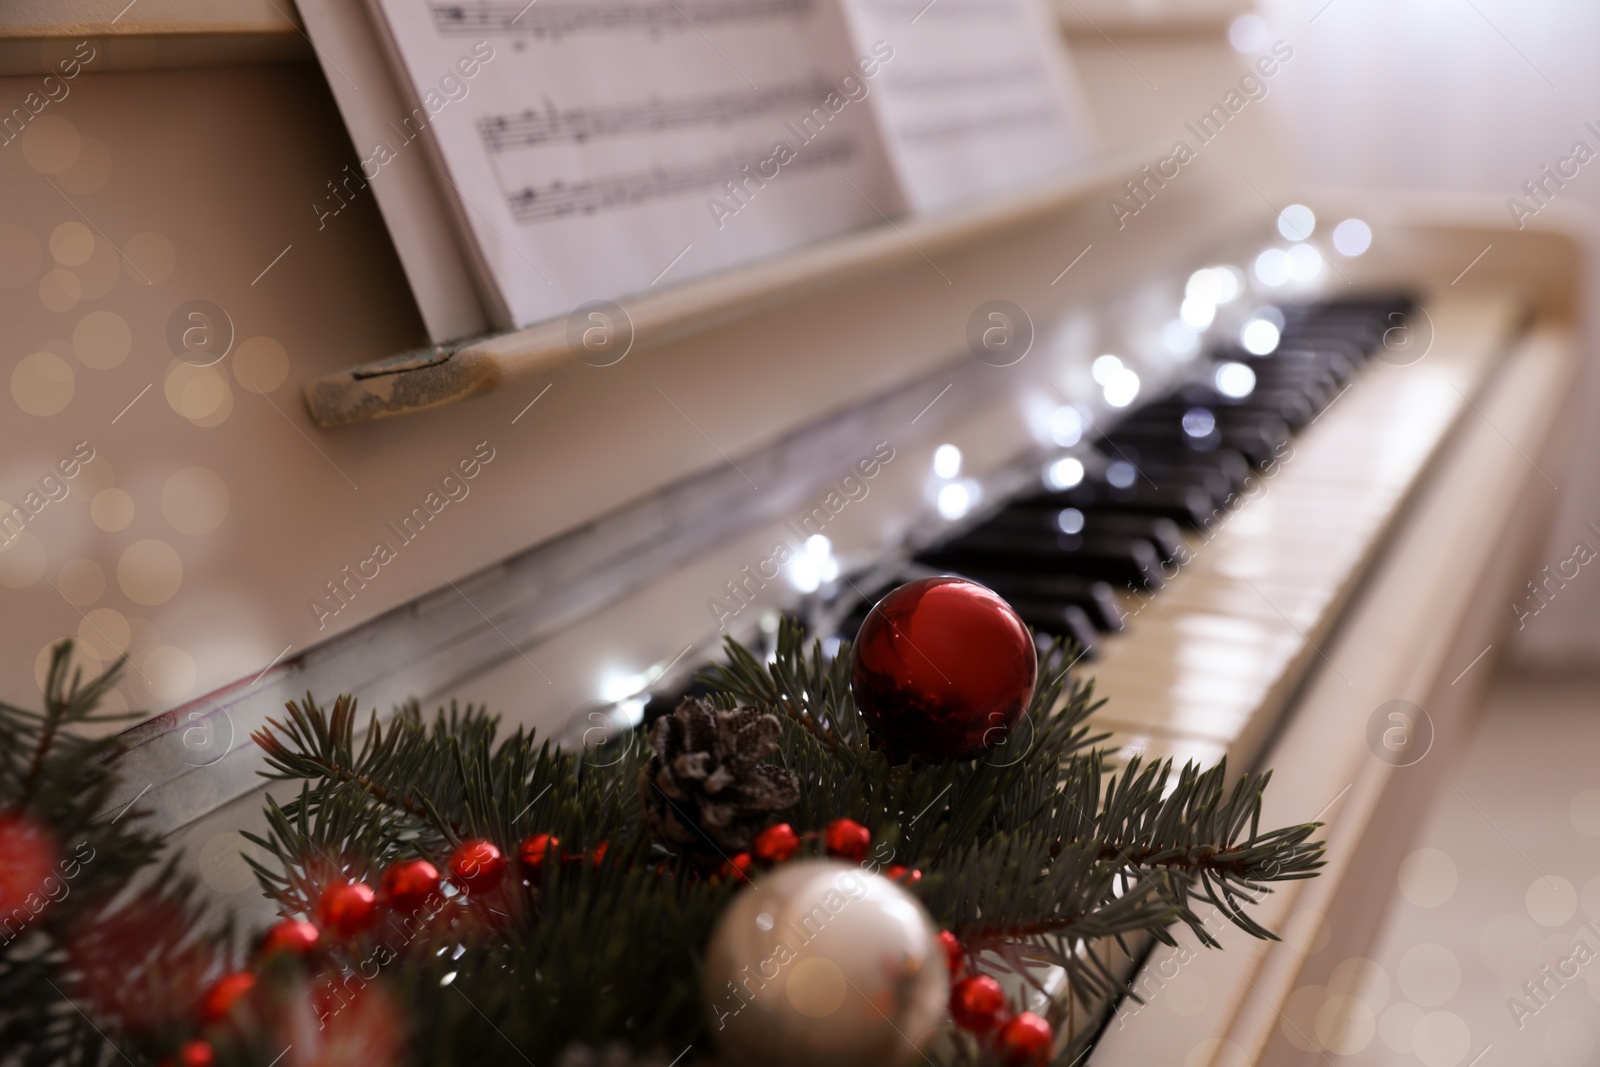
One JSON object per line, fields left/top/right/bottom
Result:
{"left": 983, "top": 507, "right": 1185, "bottom": 565}
{"left": 1011, "top": 600, "right": 1097, "bottom": 660}
{"left": 1025, "top": 481, "right": 1215, "bottom": 528}
{"left": 1268, "top": 345, "right": 1360, "bottom": 384}
{"left": 1147, "top": 388, "right": 1316, "bottom": 430}
{"left": 1123, "top": 463, "right": 1233, "bottom": 506}
{"left": 1108, "top": 424, "right": 1287, "bottom": 469}
{"left": 1118, "top": 448, "right": 1253, "bottom": 493}
{"left": 938, "top": 569, "right": 1125, "bottom": 632}
{"left": 919, "top": 530, "right": 1165, "bottom": 589}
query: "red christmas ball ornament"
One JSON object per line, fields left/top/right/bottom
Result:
{"left": 996, "top": 1011, "right": 1054, "bottom": 1064}
{"left": 380, "top": 859, "right": 440, "bottom": 913}
{"left": 177, "top": 1040, "right": 217, "bottom": 1067}
{"left": 260, "top": 918, "right": 320, "bottom": 958}
{"left": 938, "top": 929, "right": 964, "bottom": 976}
{"left": 590, "top": 840, "right": 609, "bottom": 867}
{"left": 448, "top": 838, "right": 506, "bottom": 892}
{"left": 850, "top": 577, "right": 1037, "bottom": 760}
{"left": 949, "top": 974, "right": 1006, "bottom": 1032}
{"left": 198, "top": 971, "right": 255, "bottom": 1023}
{"left": 824, "top": 818, "right": 871, "bottom": 862}
{"left": 751, "top": 823, "right": 801, "bottom": 864}
{"left": 518, "top": 833, "right": 560, "bottom": 873}
{"left": 318, "top": 881, "right": 378, "bottom": 937}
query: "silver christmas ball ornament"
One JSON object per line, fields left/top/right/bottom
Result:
{"left": 703, "top": 860, "right": 948, "bottom": 1067}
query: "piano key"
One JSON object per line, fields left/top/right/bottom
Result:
{"left": 1022, "top": 481, "right": 1216, "bottom": 527}
{"left": 978, "top": 507, "right": 1186, "bottom": 565}
{"left": 1107, "top": 423, "right": 1288, "bottom": 469}
{"left": 1011, "top": 600, "right": 1098, "bottom": 660}
{"left": 1266, "top": 345, "right": 1361, "bottom": 383}
{"left": 938, "top": 569, "right": 1126, "bottom": 632}
{"left": 918, "top": 529, "right": 1166, "bottom": 589}
{"left": 1156, "top": 571, "right": 1333, "bottom": 632}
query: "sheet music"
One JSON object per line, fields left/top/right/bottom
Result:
{"left": 838, "top": 0, "right": 1097, "bottom": 214}
{"left": 368, "top": 0, "right": 904, "bottom": 329}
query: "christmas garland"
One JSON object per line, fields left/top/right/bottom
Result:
{"left": 0, "top": 578, "right": 1325, "bottom": 1067}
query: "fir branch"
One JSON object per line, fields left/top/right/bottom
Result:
{"left": 253, "top": 696, "right": 467, "bottom": 840}
{"left": 0, "top": 641, "right": 230, "bottom": 1067}
{"left": 708, "top": 632, "right": 843, "bottom": 751}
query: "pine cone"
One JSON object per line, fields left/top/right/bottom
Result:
{"left": 639, "top": 697, "right": 800, "bottom": 860}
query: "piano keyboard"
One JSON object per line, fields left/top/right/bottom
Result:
{"left": 633, "top": 288, "right": 1517, "bottom": 782}
{"left": 600, "top": 284, "right": 1547, "bottom": 1058}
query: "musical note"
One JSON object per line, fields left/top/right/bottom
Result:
{"left": 504, "top": 139, "right": 854, "bottom": 224}
{"left": 476, "top": 78, "right": 833, "bottom": 153}
{"left": 428, "top": 0, "right": 812, "bottom": 37}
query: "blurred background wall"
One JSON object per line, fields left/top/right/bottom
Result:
{"left": 1253, "top": 0, "right": 1600, "bottom": 667}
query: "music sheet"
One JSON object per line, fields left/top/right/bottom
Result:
{"left": 366, "top": 0, "right": 905, "bottom": 329}
{"left": 838, "top": 0, "right": 1097, "bottom": 214}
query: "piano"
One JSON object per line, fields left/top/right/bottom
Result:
{"left": 0, "top": 2, "right": 1585, "bottom": 1063}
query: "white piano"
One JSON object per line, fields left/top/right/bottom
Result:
{"left": 0, "top": 2, "right": 1586, "bottom": 1063}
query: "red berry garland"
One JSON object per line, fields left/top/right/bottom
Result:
{"left": 259, "top": 918, "right": 319, "bottom": 958}
{"left": 448, "top": 838, "right": 506, "bottom": 892}
{"left": 198, "top": 971, "right": 255, "bottom": 1023}
{"left": 937, "top": 930, "right": 963, "bottom": 976}
{"left": 519, "top": 833, "right": 560, "bottom": 872}
{"left": 177, "top": 1040, "right": 216, "bottom": 1067}
{"left": 0, "top": 816, "right": 56, "bottom": 925}
{"left": 719, "top": 852, "right": 754, "bottom": 883}
{"left": 885, "top": 864, "right": 922, "bottom": 886}
{"left": 380, "top": 859, "right": 441, "bottom": 912}
{"left": 317, "top": 881, "right": 378, "bottom": 937}
{"left": 824, "top": 818, "right": 871, "bottom": 862}
{"left": 996, "top": 1012, "right": 1054, "bottom": 1065}
{"left": 751, "top": 823, "right": 800, "bottom": 863}
{"left": 850, "top": 577, "right": 1038, "bottom": 760}
{"left": 949, "top": 974, "right": 1006, "bottom": 1032}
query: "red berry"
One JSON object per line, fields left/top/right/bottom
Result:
{"left": 318, "top": 881, "right": 378, "bottom": 937}
{"left": 448, "top": 839, "right": 506, "bottom": 892}
{"left": 0, "top": 816, "right": 56, "bottom": 923}
{"left": 997, "top": 1011, "right": 1053, "bottom": 1064}
{"left": 177, "top": 1040, "right": 216, "bottom": 1067}
{"left": 752, "top": 823, "right": 800, "bottom": 864}
{"left": 260, "top": 918, "right": 319, "bottom": 958}
{"left": 824, "top": 818, "right": 871, "bottom": 862}
{"left": 198, "top": 971, "right": 256, "bottom": 1023}
{"left": 938, "top": 930, "right": 964, "bottom": 976}
{"left": 590, "top": 840, "right": 609, "bottom": 867}
{"left": 719, "top": 852, "right": 753, "bottom": 883}
{"left": 886, "top": 864, "right": 923, "bottom": 886}
{"left": 949, "top": 974, "right": 1006, "bottom": 1032}
{"left": 518, "top": 833, "right": 560, "bottom": 872}
{"left": 380, "top": 859, "right": 441, "bottom": 913}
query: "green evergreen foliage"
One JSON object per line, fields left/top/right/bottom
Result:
{"left": 7, "top": 626, "right": 1323, "bottom": 1066}
{"left": 0, "top": 641, "right": 230, "bottom": 1067}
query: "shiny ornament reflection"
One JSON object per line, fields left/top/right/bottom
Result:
{"left": 703, "top": 861, "right": 947, "bottom": 1067}
{"left": 851, "top": 577, "right": 1038, "bottom": 760}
